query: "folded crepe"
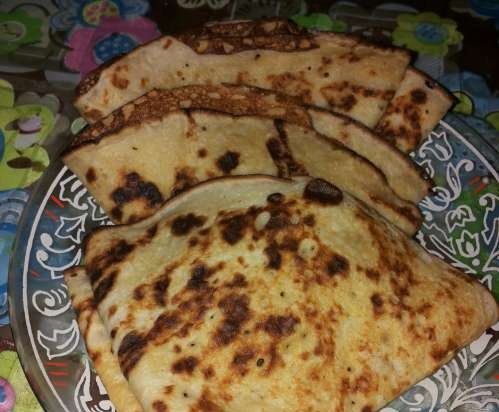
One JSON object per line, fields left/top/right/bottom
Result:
{"left": 75, "top": 18, "right": 453, "bottom": 155}
{"left": 66, "top": 176, "right": 498, "bottom": 412}
{"left": 184, "top": 20, "right": 454, "bottom": 153}
{"left": 375, "top": 68, "right": 455, "bottom": 153}
{"left": 74, "top": 23, "right": 411, "bottom": 126}
{"left": 64, "top": 86, "right": 423, "bottom": 234}
{"left": 70, "top": 84, "right": 430, "bottom": 204}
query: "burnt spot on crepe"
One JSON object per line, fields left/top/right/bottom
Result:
{"left": 370, "top": 293, "right": 384, "bottom": 316}
{"left": 303, "top": 178, "right": 343, "bottom": 205}
{"left": 375, "top": 84, "right": 435, "bottom": 151}
{"left": 214, "top": 294, "right": 250, "bottom": 346}
{"left": 171, "top": 356, "right": 198, "bottom": 374}
{"left": 232, "top": 347, "right": 256, "bottom": 375}
{"left": 85, "top": 167, "right": 97, "bottom": 183}
{"left": 110, "top": 172, "right": 163, "bottom": 222}
{"left": 118, "top": 331, "right": 147, "bottom": 378}
{"left": 171, "top": 213, "right": 207, "bottom": 236}
{"left": 303, "top": 214, "right": 316, "bottom": 226}
{"left": 180, "top": 32, "right": 317, "bottom": 55}
{"left": 193, "top": 390, "right": 224, "bottom": 412}
{"left": 87, "top": 240, "right": 135, "bottom": 285}
{"left": 259, "top": 315, "right": 300, "bottom": 338}
{"left": 153, "top": 271, "right": 172, "bottom": 307}
{"left": 219, "top": 214, "right": 249, "bottom": 245}
{"left": 365, "top": 269, "right": 381, "bottom": 282}
{"left": 216, "top": 151, "right": 240, "bottom": 174}
{"left": 264, "top": 243, "right": 282, "bottom": 269}
{"left": 410, "top": 89, "right": 427, "bottom": 104}
{"left": 267, "top": 192, "right": 284, "bottom": 204}
{"left": 187, "top": 264, "right": 213, "bottom": 291}
{"left": 327, "top": 255, "right": 349, "bottom": 277}
{"left": 111, "top": 65, "right": 130, "bottom": 90}
{"left": 265, "top": 209, "right": 291, "bottom": 231}
{"left": 225, "top": 273, "right": 248, "bottom": 288}
{"left": 152, "top": 400, "right": 168, "bottom": 412}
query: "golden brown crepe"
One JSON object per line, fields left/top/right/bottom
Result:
{"left": 63, "top": 101, "right": 422, "bottom": 235}
{"left": 74, "top": 26, "right": 410, "bottom": 125}
{"left": 70, "top": 84, "right": 430, "bottom": 205}
{"left": 375, "top": 68, "right": 455, "bottom": 153}
{"left": 67, "top": 175, "right": 498, "bottom": 412}
{"left": 185, "top": 20, "right": 454, "bottom": 153}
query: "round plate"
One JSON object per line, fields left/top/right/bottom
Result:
{"left": 9, "top": 114, "right": 499, "bottom": 411}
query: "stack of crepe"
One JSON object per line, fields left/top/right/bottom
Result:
{"left": 63, "top": 18, "right": 497, "bottom": 412}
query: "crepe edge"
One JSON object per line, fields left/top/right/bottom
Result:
{"left": 306, "top": 106, "right": 432, "bottom": 203}
{"left": 64, "top": 267, "right": 145, "bottom": 412}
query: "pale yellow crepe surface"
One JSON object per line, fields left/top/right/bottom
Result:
{"left": 64, "top": 110, "right": 421, "bottom": 234}
{"left": 72, "top": 176, "right": 497, "bottom": 412}
{"left": 75, "top": 31, "right": 410, "bottom": 126}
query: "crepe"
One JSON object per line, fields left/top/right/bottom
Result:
{"left": 64, "top": 267, "right": 144, "bottom": 412}
{"left": 375, "top": 68, "right": 455, "bottom": 153}
{"left": 63, "top": 102, "right": 422, "bottom": 235}
{"left": 74, "top": 23, "right": 410, "bottom": 125}
{"left": 67, "top": 175, "right": 498, "bottom": 412}
{"left": 181, "top": 21, "right": 453, "bottom": 154}
{"left": 70, "top": 84, "right": 430, "bottom": 205}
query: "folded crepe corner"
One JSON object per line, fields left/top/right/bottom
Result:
{"left": 375, "top": 68, "right": 454, "bottom": 153}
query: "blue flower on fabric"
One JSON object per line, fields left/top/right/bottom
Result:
{"left": 50, "top": 0, "right": 149, "bottom": 32}
{"left": 414, "top": 21, "right": 448, "bottom": 44}
{"left": 93, "top": 32, "right": 137, "bottom": 62}
{"left": 393, "top": 12, "right": 463, "bottom": 56}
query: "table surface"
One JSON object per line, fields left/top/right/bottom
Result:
{"left": 1, "top": 1, "right": 498, "bottom": 411}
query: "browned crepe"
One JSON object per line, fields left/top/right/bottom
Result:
{"left": 64, "top": 88, "right": 423, "bottom": 234}
{"left": 70, "top": 84, "right": 430, "bottom": 205}
{"left": 74, "top": 24, "right": 410, "bottom": 125}
{"left": 66, "top": 176, "right": 498, "bottom": 412}
{"left": 375, "top": 68, "right": 455, "bottom": 152}
{"left": 177, "top": 19, "right": 455, "bottom": 153}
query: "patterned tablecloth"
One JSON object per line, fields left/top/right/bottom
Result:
{"left": 0, "top": 1, "right": 498, "bottom": 411}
